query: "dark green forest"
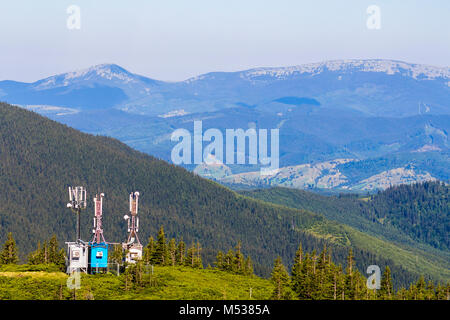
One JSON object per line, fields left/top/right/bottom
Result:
{"left": 364, "top": 181, "right": 449, "bottom": 249}
{"left": 0, "top": 102, "right": 447, "bottom": 289}
{"left": 0, "top": 231, "right": 448, "bottom": 300}
{"left": 242, "top": 181, "right": 449, "bottom": 250}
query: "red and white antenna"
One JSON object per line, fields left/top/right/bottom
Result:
{"left": 124, "top": 191, "right": 140, "bottom": 246}
{"left": 92, "top": 193, "right": 106, "bottom": 243}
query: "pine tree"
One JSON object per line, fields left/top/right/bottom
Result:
{"left": 291, "top": 243, "right": 303, "bottom": 297}
{"left": 233, "top": 241, "right": 245, "bottom": 273}
{"left": 194, "top": 241, "right": 203, "bottom": 269}
{"left": 415, "top": 276, "right": 427, "bottom": 300}
{"left": 379, "top": 266, "right": 394, "bottom": 299}
{"left": 344, "top": 249, "right": 356, "bottom": 300}
{"left": 110, "top": 244, "right": 124, "bottom": 265}
{"left": 27, "top": 241, "right": 42, "bottom": 265}
{"left": 215, "top": 250, "right": 224, "bottom": 269}
{"left": 176, "top": 239, "right": 186, "bottom": 265}
{"left": 396, "top": 287, "right": 408, "bottom": 300}
{"left": 168, "top": 238, "right": 177, "bottom": 266}
{"left": 298, "top": 252, "right": 312, "bottom": 299}
{"left": 155, "top": 226, "right": 167, "bottom": 265}
{"left": 0, "top": 232, "right": 19, "bottom": 264}
{"left": 244, "top": 256, "right": 254, "bottom": 276}
{"left": 48, "top": 235, "right": 66, "bottom": 269}
{"left": 185, "top": 242, "right": 196, "bottom": 267}
{"left": 224, "top": 249, "right": 235, "bottom": 272}
{"left": 143, "top": 236, "right": 156, "bottom": 265}
{"left": 270, "top": 256, "right": 292, "bottom": 300}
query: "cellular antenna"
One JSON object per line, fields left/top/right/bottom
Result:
{"left": 89, "top": 192, "right": 109, "bottom": 273}
{"left": 92, "top": 193, "right": 106, "bottom": 244}
{"left": 67, "top": 186, "right": 87, "bottom": 242}
{"left": 122, "top": 191, "right": 143, "bottom": 263}
{"left": 66, "top": 186, "right": 88, "bottom": 274}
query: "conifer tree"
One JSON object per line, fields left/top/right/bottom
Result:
{"left": 168, "top": 238, "right": 177, "bottom": 266}
{"left": 380, "top": 266, "right": 394, "bottom": 299}
{"left": 143, "top": 236, "right": 156, "bottom": 265}
{"left": 291, "top": 243, "right": 303, "bottom": 277}
{"left": 233, "top": 241, "right": 243, "bottom": 272}
{"left": 270, "top": 256, "right": 292, "bottom": 300}
{"left": 415, "top": 275, "right": 427, "bottom": 300}
{"left": 244, "top": 256, "right": 254, "bottom": 276}
{"left": 185, "top": 242, "right": 196, "bottom": 267}
{"left": 344, "top": 249, "right": 356, "bottom": 299}
{"left": 176, "top": 239, "right": 186, "bottom": 265}
{"left": 27, "top": 241, "right": 42, "bottom": 265}
{"left": 224, "top": 249, "right": 235, "bottom": 272}
{"left": 291, "top": 243, "right": 304, "bottom": 297}
{"left": 0, "top": 232, "right": 19, "bottom": 264}
{"left": 396, "top": 287, "right": 408, "bottom": 300}
{"left": 110, "top": 244, "right": 125, "bottom": 265}
{"left": 215, "top": 250, "right": 224, "bottom": 269}
{"left": 194, "top": 241, "right": 203, "bottom": 269}
{"left": 155, "top": 226, "right": 167, "bottom": 265}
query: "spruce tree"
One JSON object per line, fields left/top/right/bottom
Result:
{"left": 270, "top": 256, "right": 292, "bottom": 300}
{"left": 176, "top": 239, "right": 186, "bottom": 265}
{"left": 380, "top": 266, "right": 394, "bottom": 299}
{"left": 291, "top": 243, "right": 303, "bottom": 297}
{"left": 168, "top": 238, "right": 177, "bottom": 266}
{"left": 185, "top": 242, "right": 196, "bottom": 267}
{"left": 244, "top": 256, "right": 254, "bottom": 276}
{"left": 155, "top": 226, "right": 167, "bottom": 265}
{"left": 144, "top": 236, "right": 156, "bottom": 265}
{"left": 0, "top": 232, "right": 19, "bottom": 264}
{"left": 233, "top": 241, "right": 245, "bottom": 273}
{"left": 194, "top": 241, "right": 203, "bottom": 269}
{"left": 224, "top": 249, "right": 235, "bottom": 272}
{"left": 344, "top": 249, "right": 356, "bottom": 299}
{"left": 215, "top": 250, "right": 224, "bottom": 269}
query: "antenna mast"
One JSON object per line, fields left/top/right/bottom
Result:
{"left": 126, "top": 191, "right": 140, "bottom": 245}
{"left": 92, "top": 193, "right": 106, "bottom": 243}
{"left": 67, "top": 186, "right": 87, "bottom": 242}
{"left": 123, "top": 191, "right": 143, "bottom": 263}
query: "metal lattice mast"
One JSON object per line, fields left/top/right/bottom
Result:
{"left": 92, "top": 193, "right": 106, "bottom": 243}
{"left": 124, "top": 191, "right": 140, "bottom": 245}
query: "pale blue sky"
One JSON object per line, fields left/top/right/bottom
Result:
{"left": 0, "top": 0, "right": 448, "bottom": 82}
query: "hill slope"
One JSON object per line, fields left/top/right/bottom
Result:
{"left": 0, "top": 102, "right": 447, "bottom": 285}
{"left": 0, "top": 265, "right": 273, "bottom": 300}
{"left": 241, "top": 182, "right": 449, "bottom": 251}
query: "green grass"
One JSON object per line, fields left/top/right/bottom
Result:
{"left": 0, "top": 266, "right": 273, "bottom": 300}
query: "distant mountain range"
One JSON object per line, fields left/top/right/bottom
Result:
{"left": 1, "top": 59, "right": 449, "bottom": 191}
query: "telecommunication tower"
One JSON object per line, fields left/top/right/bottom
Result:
{"left": 91, "top": 193, "right": 106, "bottom": 243}
{"left": 89, "top": 193, "right": 108, "bottom": 272}
{"left": 66, "top": 186, "right": 88, "bottom": 274}
{"left": 122, "top": 191, "right": 143, "bottom": 263}
{"left": 67, "top": 186, "right": 87, "bottom": 242}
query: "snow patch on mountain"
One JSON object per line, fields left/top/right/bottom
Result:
{"left": 33, "top": 64, "right": 137, "bottom": 90}
{"left": 240, "top": 59, "right": 450, "bottom": 81}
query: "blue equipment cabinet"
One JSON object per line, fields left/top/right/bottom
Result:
{"left": 89, "top": 242, "right": 108, "bottom": 270}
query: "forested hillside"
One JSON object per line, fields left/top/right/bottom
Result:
{"left": 241, "top": 182, "right": 449, "bottom": 250}
{"left": 0, "top": 102, "right": 446, "bottom": 287}
{"left": 366, "top": 182, "right": 449, "bottom": 250}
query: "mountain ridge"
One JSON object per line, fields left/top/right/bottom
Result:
{"left": 1, "top": 59, "right": 449, "bottom": 192}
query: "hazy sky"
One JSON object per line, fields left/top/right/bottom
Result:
{"left": 0, "top": 0, "right": 449, "bottom": 82}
